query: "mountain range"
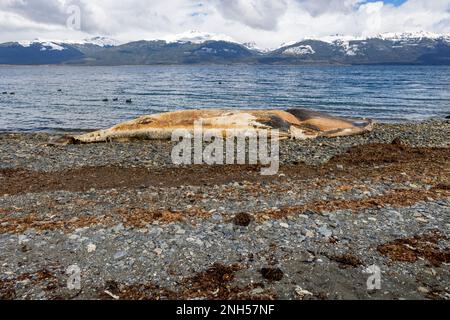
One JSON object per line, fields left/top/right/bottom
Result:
{"left": 1, "top": 31, "right": 450, "bottom": 65}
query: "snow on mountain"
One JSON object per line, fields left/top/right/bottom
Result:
{"left": 5, "top": 30, "right": 450, "bottom": 65}
{"left": 277, "top": 32, "right": 450, "bottom": 56}
{"left": 10, "top": 31, "right": 450, "bottom": 55}
{"left": 279, "top": 40, "right": 300, "bottom": 48}
{"left": 333, "top": 32, "right": 450, "bottom": 55}
{"left": 242, "top": 42, "right": 258, "bottom": 50}
{"left": 17, "top": 39, "right": 66, "bottom": 51}
{"left": 242, "top": 42, "right": 273, "bottom": 52}
{"left": 282, "top": 32, "right": 449, "bottom": 47}
{"left": 333, "top": 40, "right": 361, "bottom": 56}
{"left": 39, "top": 42, "right": 66, "bottom": 51}
{"left": 17, "top": 40, "right": 33, "bottom": 47}
{"left": 376, "top": 31, "right": 449, "bottom": 41}
{"left": 316, "top": 34, "right": 363, "bottom": 43}
{"left": 278, "top": 34, "right": 363, "bottom": 56}
{"left": 74, "top": 36, "right": 121, "bottom": 47}
{"left": 283, "top": 45, "right": 315, "bottom": 56}
{"left": 15, "top": 36, "right": 121, "bottom": 50}
{"left": 161, "top": 30, "right": 237, "bottom": 45}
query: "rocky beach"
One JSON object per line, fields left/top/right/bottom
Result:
{"left": 0, "top": 119, "right": 449, "bottom": 300}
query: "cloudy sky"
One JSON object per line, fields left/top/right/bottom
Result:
{"left": 1, "top": 0, "right": 449, "bottom": 48}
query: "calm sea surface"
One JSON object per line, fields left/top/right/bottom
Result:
{"left": 0, "top": 65, "right": 449, "bottom": 132}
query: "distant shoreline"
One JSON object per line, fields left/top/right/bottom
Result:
{"left": 2, "top": 63, "right": 450, "bottom": 67}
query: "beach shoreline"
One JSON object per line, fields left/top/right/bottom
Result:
{"left": 0, "top": 119, "right": 449, "bottom": 300}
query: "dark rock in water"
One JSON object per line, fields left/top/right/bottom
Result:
{"left": 445, "top": 115, "right": 450, "bottom": 119}
{"left": 102, "top": 98, "right": 109, "bottom": 102}
{"left": 57, "top": 89, "right": 62, "bottom": 92}
{"left": 113, "top": 98, "right": 118, "bottom": 101}
{"left": 10, "top": 92, "right": 15, "bottom": 95}
{"left": 126, "top": 99, "right": 132, "bottom": 104}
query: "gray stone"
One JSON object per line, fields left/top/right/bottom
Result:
{"left": 318, "top": 225, "right": 333, "bottom": 238}
{"left": 114, "top": 251, "right": 127, "bottom": 260}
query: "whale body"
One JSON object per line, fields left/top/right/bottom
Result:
{"left": 68, "top": 108, "right": 374, "bottom": 144}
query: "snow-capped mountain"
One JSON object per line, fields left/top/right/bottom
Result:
{"left": 280, "top": 32, "right": 450, "bottom": 49}
{"left": 0, "top": 39, "right": 84, "bottom": 64}
{"left": 282, "top": 45, "right": 316, "bottom": 56}
{"left": 155, "top": 31, "right": 270, "bottom": 53}
{"left": 158, "top": 30, "right": 236, "bottom": 45}
{"left": 0, "top": 37, "right": 122, "bottom": 64}
{"left": 1, "top": 32, "right": 450, "bottom": 65}
{"left": 272, "top": 32, "right": 450, "bottom": 65}
{"left": 277, "top": 32, "right": 450, "bottom": 57}
{"left": 376, "top": 31, "right": 450, "bottom": 42}
{"left": 241, "top": 42, "right": 273, "bottom": 53}
{"left": 70, "top": 36, "right": 122, "bottom": 47}
{"left": 17, "top": 40, "right": 67, "bottom": 51}
{"left": 12, "top": 36, "right": 120, "bottom": 51}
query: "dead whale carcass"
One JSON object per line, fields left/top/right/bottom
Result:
{"left": 71, "top": 109, "right": 373, "bottom": 143}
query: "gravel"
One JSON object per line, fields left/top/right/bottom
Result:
{"left": 0, "top": 119, "right": 449, "bottom": 300}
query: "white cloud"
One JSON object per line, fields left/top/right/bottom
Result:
{"left": 294, "top": 0, "right": 362, "bottom": 16}
{"left": 0, "top": 0, "right": 449, "bottom": 48}
{"left": 214, "top": 0, "right": 288, "bottom": 30}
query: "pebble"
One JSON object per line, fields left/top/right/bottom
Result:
{"left": 298, "top": 251, "right": 315, "bottom": 262}
{"left": 69, "top": 234, "right": 80, "bottom": 240}
{"left": 114, "top": 251, "right": 127, "bottom": 260}
{"left": 318, "top": 225, "right": 333, "bottom": 238}
{"left": 417, "top": 286, "right": 430, "bottom": 294}
{"left": 175, "top": 227, "right": 186, "bottom": 235}
{"left": 113, "top": 224, "right": 125, "bottom": 232}
{"left": 250, "top": 288, "right": 265, "bottom": 295}
{"left": 279, "top": 222, "right": 289, "bottom": 229}
{"left": 295, "top": 286, "right": 314, "bottom": 299}
{"left": 186, "top": 237, "right": 204, "bottom": 246}
{"left": 18, "top": 235, "right": 28, "bottom": 244}
{"left": 304, "top": 230, "right": 315, "bottom": 238}
{"left": 87, "top": 243, "right": 97, "bottom": 253}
